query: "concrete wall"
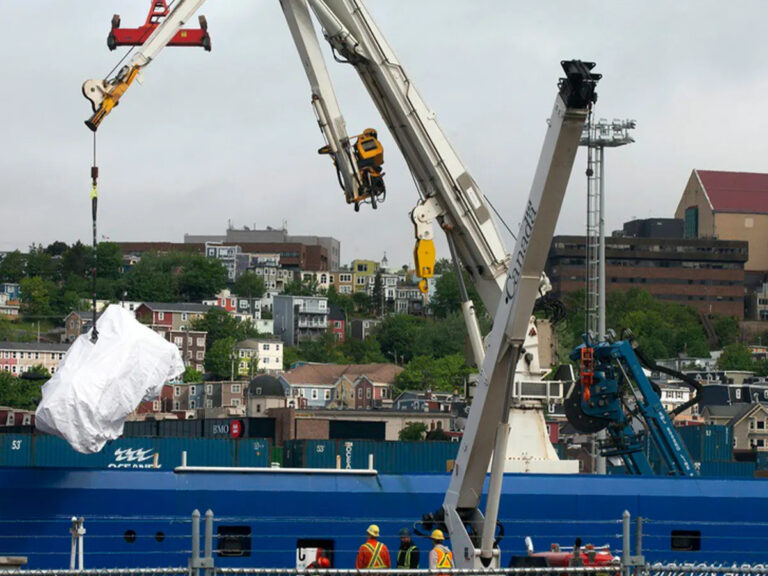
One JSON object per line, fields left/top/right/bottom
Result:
{"left": 675, "top": 172, "right": 715, "bottom": 238}
{"left": 714, "top": 212, "right": 768, "bottom": 272}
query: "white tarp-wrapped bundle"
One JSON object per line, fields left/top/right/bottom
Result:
{"left": 35, "top": 305, "right": 184, "bottom": 453}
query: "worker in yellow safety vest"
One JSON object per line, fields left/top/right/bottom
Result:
{"left": 428, "top": 529, "right": 454, "bottom": 576}
{"left": 356, "top": 524, "right": 391, "bottom": 569}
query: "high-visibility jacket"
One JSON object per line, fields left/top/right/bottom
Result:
{"left": 429, "top": 544, "right": 454, "bottom": 576}
{"left": 356, "top": 539, "right": 391, "bottom": 569}
{"left": 396, "top": 543, "right": 419, "bottom": 569}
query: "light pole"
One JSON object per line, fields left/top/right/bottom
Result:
{"left": 580, "top": 117, "right": 636, "bottom": 476}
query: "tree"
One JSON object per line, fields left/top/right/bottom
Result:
{"left": 19, "top": 276, "right": 53, "bottom": 319}
{"left": 95, "top": 242, "right": 124, "bottom": 280}
{"left": 177, "top": 256, "right": 229, "bottom": 302}
{"left": 0, "top": 372, "right": 44, "bottom": 410}
{"left": 717, "top": 343, "right": 754, "bottom": 371}
{"left": 191, "top": 307, "right": 258, "bottom": 350}
{"left": 283, "top": 277, "right": 318, "bottom": 296}
{"left": 399, "top": 422, "right": 428, "bottom": 441}
{"left": 25, "top": 245, "right": 55, "bottom": 280}
{"left": 352, "top": 290, "right": 374, "bottom": 316}
{"left": 0, "top": 251, "right": 26, "bottom": 283}
{"left": 233, "top": 272, "right": 266, "bottom": 299}
{"left": 25, "top": 364, "right": 51, "bottom": 380}
{"left": 205, "top": 337, "right": 237, "bottom": 380}
{"left": 371, "top": 271, "right": 384, "bottom": 316}
{"left": 45, "top": 241, "right": 69, "bottom": 257}
{"left": 183, "top": 367, "right": 204, "bottom": 383}
{"left": 712, "top": 315, "right": 740, "bottom": 348}
{"left": 395, "top": 354, "right": 472, "bottom": 393}
{"left": 376, "top": 314, "right": 422, "bottom": 363}
{"left": 430, "top": 270, "right": 485, "bottom": 318}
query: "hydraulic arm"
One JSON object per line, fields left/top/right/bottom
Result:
{"left": 566, "top": 336, "right": 698, "bottom": 477}
{"left": 82, "top": 0, "right": 209, "bottom": 131}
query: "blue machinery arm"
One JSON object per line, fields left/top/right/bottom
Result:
{"left": 567, "top": 339, "right": 697, "bottom": 477}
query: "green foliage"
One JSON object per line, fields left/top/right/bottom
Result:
{"left": 433, "top": 258, "right": 453, "bottom": 275}
{"left": 25, "top": 245, "right": 56, "bottom": 280}
{"left": 183, "top": 367, "right": 204, "bottom": 383}
{"left": 95, "top": 242, "right": 123, "bottom": 280}
{"left": 717, "top": 343, "right": 755, "bottom": 371}
{"left": 376, "top": 314, "right": 421, "bottom": 363}
{"left": 191, "top": 307, "right": 260, "bottom": 351}
{"left": 371, "top": 271, "right": 384, "bottom": 316}
{"left": 283, "top": 277, "right": 318, "bottom": 296}
{"left": 559, "top": 288, "right": 711, "bottom": 360}
{"left": 326, "top": 286, "right": 354, "bottom": 320}
{"left": 283, "top": 346, "right": 303, "bottom": 370}
{"left": 126, "top": 252, "right": 227, "bottom": 302}
{"left": 430, "top": 269, "right": 485, "bottom": 318}
{"left": 205, "top": 337, "right": 237, "bottom": 379}
{"left": 395, "top": 354, "right": 472, "bottom": 393}
{"left": 352, "top": 291, "right": 374, "bottom": 316}
{"left": 0, "top": 372, "right": 44, "bottom": 410}
{"left": 19, "top": 276, "right": 54, "bottom": 319}
{"left": 233, "top": 272, "right": 266, "bottom": 299}
{"left": 426, "top": 428, "right": 450, "bottom": 441}
{"left": 0, "top": 251, "right": 26, "bottom": 283}
{"left": 399, "top": 421, "right": 428, "bottom": 441}
{"left": 26, "top": 364, "right": 51, "bottom": 379}
{"left": 712, "top": 315, "right": 740, "bottom": 348}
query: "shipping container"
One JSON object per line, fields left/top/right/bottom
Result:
{"left": 123, "top": 420, "right": 158, "bottom": 437}
{"left": 676, "top": 425, "right": 732, "bottom": 462}
{"left": 204, "top": 418, "right": 247, "bottom": 439}
{"left": 0, "top": 435, "right": 273, "bottom": 470}
{"left": 157, "top": 419, "right": 203, "bottom": 438}
{"left": 0, "top": 434, "right": 31, "bottom": 466}
{"left": 757, "top": 451, "right": 768, "bottom": 470}
{"left": 285, "top": 440, "right": 459, "bottom": 473}
{"left": 699, "top": 461, "right": 756, "bottom": 478}
{"left": 245, "top": 417, "right": 276, "bottom": 440}
{"left": 328, "top": 420, "right": 385, "bottom": 441}
{"left": 236, "top": 439, "right": 271, "bottom": 467}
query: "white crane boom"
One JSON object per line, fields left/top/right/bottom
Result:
{"left": 81, "top": 2, "right": 600, "bottom": 568}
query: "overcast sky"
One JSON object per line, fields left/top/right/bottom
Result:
{"left": 2, "top": 1, "right": 767, "bottom": 268}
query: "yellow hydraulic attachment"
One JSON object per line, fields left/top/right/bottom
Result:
{"left": 83, "top": 66, "right": 141, "bottom": 131}
{"left": 414, "top": 238, "right": 435, "bottom": 294}
{"left": 319, "top": 128, "right": 386, "bottom": 212}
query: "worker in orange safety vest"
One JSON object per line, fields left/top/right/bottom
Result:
{"left": 356, "top": 524, "right": 391, "bottom": 570}
{"left": 428, "top": 529, "right": 454, "bottom": 576}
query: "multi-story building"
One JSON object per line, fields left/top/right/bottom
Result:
{"left": 351, "top": 259, "right": 379, "bottom": 293}
{"left": 246, "top": 374, "right": 290, "bottom": 416}
{"left": 395, "top": 285, "right": 426, "bottom": 315}
{"left": 0, "top": 283, "right": 21, "bottom": 301}
{"left": 675, "top": 170, "right": 768, "bottom": 288}
{"left": 205, "top": 242, "right": 241, "bottom": 281}
{"left": 236, "top": 338, "right": 284, "bottom": 376}
{"left": 0, "top": 293, "right": 19, "bottom": 319}
{"left": 152, "top": 327, "right": 207, "bottom": 373}
{"left": 135, "top": 303, "right": 211, "bottom": 330}
{"left": 273, "top": 295, "right": 329, "bottom": 345}
{"left": 332, "top": 269, "right": 353, "bottom": 295}
{"left": 63, "top": 310, "right": 102, "bottom": 343}
{"left": 746, "top": 282, "right": 768, "bottom": 321}
{"left": 0, "top": 342, "right": 70, "bottom": 375}
{"left": 546, "top": 234, "right": 748, "bottom": 318}
{"left": 279, "top": 362, "right": 402, "bottom": 409}
{"left": 328, "top": 305, "right": 346, "bottom": 342}
{"left": 349, "top": 318, "right": 381, "bottom": 341}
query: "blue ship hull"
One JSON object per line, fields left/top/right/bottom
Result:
{"left": 1, "top": 467, "right": 768, "bottom": 568}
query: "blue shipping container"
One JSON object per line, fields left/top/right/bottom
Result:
{"left": 0, "top": 434, "right": 31, "bottom": 466}
{"left": 699, "top": 461, "right": 755, "bottom": 478}
{"left": 0, "top": 435, "right": 272, "bottom": 470}
{"left": 676, "top": 425, "right": 731, "bottom": 462}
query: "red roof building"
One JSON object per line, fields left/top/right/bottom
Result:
{"left": 676, "top": 169, "right": 768, "bottom": 277}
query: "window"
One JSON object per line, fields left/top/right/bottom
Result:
{"left": 174, "top": 337, "right": 183, "bottom": 347}
{"left": 232, "top": 384, "right": 242, "bottom": 393}
{"left": 263, "top": 344, "right": 270, "bottom": 351}
{"left": 311, "top": 389, "right": 319, "bottom": 400}
{"left": 196, "top": 351, "right": 204, "bottom": 360}
{"left": 356, "top": 277, "right": 366, "bottom": 285}
{"left": 173, "top": 401, "right": 180, "bottom": 410}
{"left": 190, "top": 400, "right": 197, "bottom": 409}
{"left": 158, "top": 312, "right": 165, "bottom": 320}
{"left": 324, "top": 390, "right": 331, "bottom": 400}
{"left": 684, "top": 207, "right": 698, "bottom": 239}
{"left": 205, "top": 399, "right": 213, "bottom": 408}
{"left": 153, "top": 400, "right": 160, "bottom": 411}
{"left": 758, "top": 439, "right": 766, "bottom": 448}
{"left": 11, "top": 366, "right": 16, "bottom": 374}
{"left": 735, "top": 389, "right": 742, "bottom": 400}
{"left": 232, "top": 398, "right": 241, "bottom": 407}
{"left": 217, "top": 526, "right": 251, "bottom": 557}
{"left": 358, "top": 388, "right": 363, "bottom": 399}
{"left": 366, "top": 388, "right": 371, "bottom": 399}
{"left": 190, "top": 386, "right": 197, "bottom": 395}
{"left": 758, "top": 421, "right": 765, "bottom": 430}
{"left": 197, "top": 337, "right": 205, "bottom": 346}
{"left": 671, "top": 530, "right": 701, "bottom": 551}
{"left": 174, "top": 386, "right": 181, "bottom": 396}
{"left": 206, "top": 384, "right": 213, "bottom": 395}
{"left": 181, "top": 313, "right": 188, "bottom": 321}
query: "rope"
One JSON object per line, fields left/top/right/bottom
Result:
{"left": 90, "top": 132, "right": 99, "bottom": 343}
